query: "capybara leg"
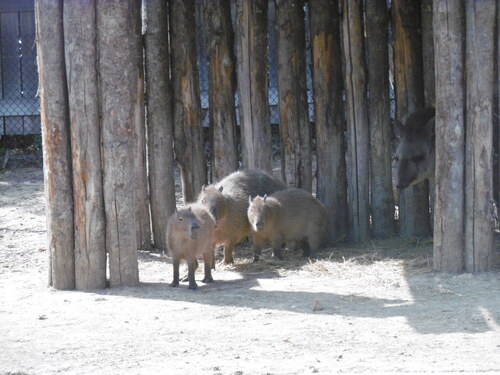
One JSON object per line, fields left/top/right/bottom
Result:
{"left": 202, "top": 252, "right": 214, "bottom": 283}
{"left": 253, "top": 244, "right": 263, "bottom": 262}
{"left": 307, "top": 237, "right": 320, "bottom": 259}
{"left": 300, "top": 239, "right": 311, "bottom": 258}
{"left": 180, "top": 258, "right": 199, "bottom": 282}
{"left": 187, "top": 258, "right": 198, "bottom": 290}
{"left": 223, "top": 243, "right": 234, "bottom": 264}
{"left": 170, "top": 257, "right": 180, "bottom": 287}
{"left": 271, "top": 239, "right": 284, "bottom": 260}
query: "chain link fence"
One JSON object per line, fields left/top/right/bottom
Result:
{"left": 0, "top": 3, "right": 40, "bottom": 138}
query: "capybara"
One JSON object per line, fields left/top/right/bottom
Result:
{"left": 166, "top": 204, "right": 215, "bottom": 290}
{"left": 197, "top": 169, "right": 287, "bottom": 264}
{"left": 247, "top": 188, "right": 327, "bottom": 260}
{"left": 393, "top": 107, "right": 435, "bottom": 190}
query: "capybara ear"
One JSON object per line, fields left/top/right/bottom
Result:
{"left": 218, "top": 185, "right": 224, "bottom": 193}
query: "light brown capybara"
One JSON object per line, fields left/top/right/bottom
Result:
{"left": 247, "top": 187, "right": 327, "bottom": 260}
{"left": 166, "top": 203, "right": 215, "bottom": 290}
{"left": 197, "top": 169, "right": 287, "bottom": 264}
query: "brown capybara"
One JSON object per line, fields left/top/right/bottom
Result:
{"left": 197, "top": 169, "right": 287, "bottom": 264}
{"left": 166, "top": 204, "right": 215, "bottom": 290}
{"left": 247, "top": 188, "right": 327, "bottom": 260}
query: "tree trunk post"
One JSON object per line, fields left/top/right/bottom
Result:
{"left": 309, "top": 0, "right": 348, "bottom": 243}
{"left": 35, "top": 0, "right": 75, "bottom": 290}
{"left": 204, "top": 0, "right": 239, "bottom": 181}
{"left": 64, "top": 0, "right": 106, "bottom": 289}
{"left": 236, "top": 0, "right": 272, "bottom": 172}
{"left": 365, "top": 0, "right": 395, "bottom": 238}
{"left": 170, "top": 0, "right": 207, "bottom": 203}
{"left": 97, "top": 0, "right": 143, "bottom": 286}
{"left": 464, "top": 0, "right": 496, "bottom": 272}
{"left": 341, "top": 0, "right": 370, "bottom": 242}
{"left": 392, "top": 0, "right": 431, "bottom": 238}
{"left": 143, "top": 0, "right": 176, "bottom": 251}
{"left": 275, "top": 0, "right": 312, "bottom": 191}
{"left": 433, "top": 0, "right": 466, "bottom": 273}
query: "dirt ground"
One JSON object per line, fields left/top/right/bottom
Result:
{"left": 1, "top": 164, "right": 500, "bottom": 375}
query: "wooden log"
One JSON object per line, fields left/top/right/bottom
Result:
{"left": 204, "top": 0, "right": 239, "bottom": 181}
{"left": 170, "top": 0, "right": 207, "bottom": 202}
{"left": 236, "top": 0, "right": 272, "bottom": 172}
{"left": 97, "top": 0, "right": 142, "bottom": 286}
{"left": 35, "top": 0, "right": 75, "bottom": 290}
{"left": 433, "top": 0, "right": 465, "bottom": 273}
{"left": 275, "top": 0, "right": 312, "bottom": 191}
{"left": 392, "top": 0, "right": 430, "bottom": 238}
{"left": 365, "top": 0, "right": 395, "bottom": 238}
{"left": 464, "top": 0, "right": 496, "bottom": 272}
{"left": 63, "top": 0, "right": 106, "bottom": 289}
{"left": 421, "top": 0, "right": 435, "bottom": 108}
{"left": 341, "top": 0, "right": 370, "bottom": 242}
{"left": 309, "top": 0, "right": 348, "bottom": 242}
{"left": 143, "top": 0, "right": 176, "bottom": 251}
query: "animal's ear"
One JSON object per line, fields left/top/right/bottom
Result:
{"left": 187, "top": 206, "right": 192, "bottom": 212}
{"left": 263, "top": 194, "right": 267, "bottom": 203}
{"left": 393, "top": 118, "right": 404, "bottom": 140}
{"left": 202, "top": 185, "right": 206, "bottom": 191}
{"left": 218, "top": 186, "right": 223, "bottom": 193}
{"left": 249, "top": 195, "right": 252, "bottom": 204}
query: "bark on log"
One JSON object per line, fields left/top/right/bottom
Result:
{"left": 392, "top": 0, "right": 430, "bottom": 238}
{"left": 170, "top": 0, "right": 207, "bottom": 202}
{"left": 421, "top": 0, "right": 435, "bottom": 108}
{"left": 275, "top": 0, "right": 312, "bottom": 191}
{"left": 433, "top": 0, "right": 465, "bottom": 273}
{"left": 309, "top": 0, "right": 348, "bottom": 242}
{"left": 143, "top": 0, "right": 176, "bottom": 250}
{"left": 464, "top": 0, "right": 496, "bottom": 272}
{"left": 35, "top": 0, "right": 75, "bottom": 290}
{"left": 341, "top": 0, "right": 370, "bottom": 242}
{"left": 236, "top": 0, "right": 272, "bottom": 172}
{"left": 97, "top": 0, "right": 143, "bottom": 286}
{"left": 205, "top": 0, "right": 239, "bottom": 181}
{"left": 64, "top": 0, "right": 106, "bottom": 289}
{"left": 365, "top": 0, "right": 395, "bottom": 238}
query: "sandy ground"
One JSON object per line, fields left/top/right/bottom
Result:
{"left": 1, "top": 165, "right": 500, "bottom": 375}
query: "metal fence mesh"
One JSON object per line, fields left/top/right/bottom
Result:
{"left": 0, "top": 10, "right": 40, "bottom": 136}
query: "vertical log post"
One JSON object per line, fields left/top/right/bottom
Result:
{"left": 97, "top": 0, "right": 143, "bottom": 286}
{"left": 365, "top": 0, "right": 395, "bottom": 238}
{"left": 64, "top": 0, "right": 106, "bottom": 289}
{"left": 170, "top": 0, "right": 206, "bottom": 203}
{"left": 341, "top": 0, "right": 370, "bottom": 242}
{"left": 204, "top": 0, "right": 239, "bottom": 181}
{"left": 309, "top": 0, "right": 348, "bottom": 242}
{"left": 464, "top": 0, "right": 496, "bottom": 272}
{"left": 421, "top": 0, "right": 435, "bottom": 108}
{"left": 236, "top": 0, "right": 272, "bottom": 172}
{"left": 143, "top": 0, "right": 176, "bottom": 250}
{"left": 392, "top": 0, "right": 431, "bottom": 238}
{"left": 275, "top": 0, "right": 312, "bottom": 191}
{"left": 433, "top": 0, "right": 465, "bottom": 273}
{"left": 35, "top": 0, "right": 75, "bottom": 290}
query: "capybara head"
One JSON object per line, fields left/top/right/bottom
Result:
{"left": 198, "top": 185, "right": 225, "bottom": 221}
{"left": 247, "top": 195, "right": 270, "bottom": 232}
{"left": 394, "top": 108, "right": 435, "bottom": 190}
{"left": 173, "top": 206, "right": 201, "bottom": 239}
